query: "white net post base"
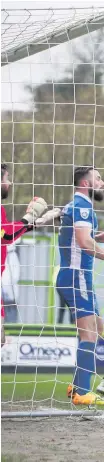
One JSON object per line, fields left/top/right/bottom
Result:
{"left": 1, "top": 409, "right": 104, "bottom": 419}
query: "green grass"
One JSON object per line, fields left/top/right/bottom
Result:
{"left": 1, "top": 373, "right": 72, "bottom": 403}
{"left": 1, "top": 373, "right": 102, "bottom": 404}
{"left": 1, "top": 457, "right": 25, "bottom": 462}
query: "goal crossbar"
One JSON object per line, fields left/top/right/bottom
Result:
{"left": 1, "top": 9, "right": 104, "bottom": 65}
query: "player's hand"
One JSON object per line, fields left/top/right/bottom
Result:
{"left": 36, "top": 208, "right": 61, "bottom": 227}
{"left": 23, "top": 197, "right": 48, "bottom": 224}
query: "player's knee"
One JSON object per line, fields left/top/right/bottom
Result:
{"left": 78, "top": 319, "right": 103, "bottom": 342}
{"left": 79, "top": 329, "right": 97, "bottom": 343}
{"left": 77, "top": 315, "right": 98, "bottom": 343}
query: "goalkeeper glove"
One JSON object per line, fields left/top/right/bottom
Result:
{"left": 22, "top": 197, "right": 48, "bottom": 225}
{"left": 36, "top": 208, "right": 61, "bottom": 227}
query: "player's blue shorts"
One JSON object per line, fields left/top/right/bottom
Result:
{"left": 56, "top": 268, "right": 99, "bottom": 323}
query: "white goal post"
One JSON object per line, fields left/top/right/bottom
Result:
{"left": 1, "top": 3, "right": 104, "bottom": 418}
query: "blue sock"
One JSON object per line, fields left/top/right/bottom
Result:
{"left": 74, "top": 341, "right": 95, "bottom": 395}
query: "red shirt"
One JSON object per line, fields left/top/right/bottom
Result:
{"left": 1, "top": 206, "right": 33, "bottom": 318}
{"left": 1, "top": 205, "right": 30, "bottom": 275}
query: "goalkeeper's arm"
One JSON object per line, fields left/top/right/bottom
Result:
{"left": 35, "top": 208, "right": 61, "bottom": 227}
{"left": 1, "top": 197, "right": 48, "bottom": 243}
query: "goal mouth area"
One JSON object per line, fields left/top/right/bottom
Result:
{"left": 1, "top": 7, "right": 104, "bottom": 65}
{"left": 1, "top": 4, "right": 104, "bottom": 421}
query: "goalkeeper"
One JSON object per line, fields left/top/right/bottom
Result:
{"left": 56, "top": 166, "right": 104, "bottom": 405}
{"left": 1, "top": 162, "right": 61, "bottom": 345}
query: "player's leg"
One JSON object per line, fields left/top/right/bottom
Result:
{"left": 73, "top": 312, "right": 103, "bottom": 395}
{"left": 96, "top": 313, "right": 104, "bottom": 337}
{"left": 68, "top": 292, "right": 104, "bottom": 404}
{"left": 96, "top": 378, "right": 104, "bottom": 394}
{"left": 1, "top": 300, "right": 5, "bottom": 347}
{"left": 57, "top": 272, "right": 104, "bottom": 404}
{"left": 57, "top": 292, "right": 66, "bottom": 323}
{"left": 70, "top": 312, "right": 104, "bottom": 404}
{"left": 1, "top": 317, "right": 5, "bottom": 347}
{"left": 57, "top": 292, "right": 99, "bottom": 401}
{"left": 96, "top": 315, "right": 104, "bottom": 395}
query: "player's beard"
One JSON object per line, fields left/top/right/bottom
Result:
{"left": 1, "top": 186, "right": 9, "bottom": 199}
{"left": 89, "top": 188, "right": 103, "bottom": 201}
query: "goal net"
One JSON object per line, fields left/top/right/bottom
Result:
{"left": 1, "top": 3, "right": 104, "bottom": 418}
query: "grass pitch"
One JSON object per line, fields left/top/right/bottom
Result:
{"left": 1, "top": 373, "right": 102, "bottom": 405}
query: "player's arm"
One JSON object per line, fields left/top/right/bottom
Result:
{"left": 75, "top": 226, "right": 104, "bottom": 260}
{"left": 95, "top": 232, "right": 104, "bottom": 243}
{"left": 1, "top": 197, "right": 47, "bottom": 243}
{"left": 74, "top": 205, "right": 104, "bottom": 260}
{"left": 1, "top": 219, "right": 32, "bottom": 242}
{"left": 35, "top": 208, "right": 61, "bottom": 227}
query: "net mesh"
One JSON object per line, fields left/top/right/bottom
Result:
{"left": 1, "top": 5, "right": 104, "bottom": 416}
{"left": 1, "top": 6, "right": 104, "bottom": 63}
